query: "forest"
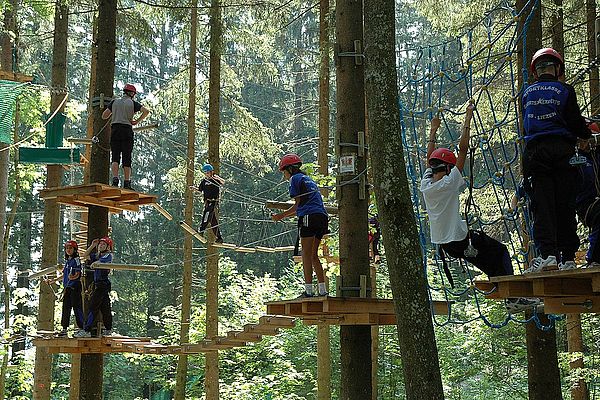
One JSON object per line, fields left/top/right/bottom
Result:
{"left": 1, "top": 0, "right": 600, "bottom": 399}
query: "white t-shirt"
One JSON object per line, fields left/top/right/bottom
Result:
{"left": 419, "top": 166, "right": 468, "bottom": 244}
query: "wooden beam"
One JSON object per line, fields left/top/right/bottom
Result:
{"left": 532, "top": 278, "right": 593, "bottom": 297}
{"left": 72, "top": 195, "right": 140, "bottom": 212}
{"left": 234, "top": 246, "right": 256, "bottom": 253}
{"left": 259, "top": 315, "right": 296, "bottom": 327}
{"left": 179, "top": 221, "right": 207, "bottom": 244}
{"left": 90, "top": 262, "right": 158, "bottom": 272}
{"left": 151, "top": 203, "right": 173, "bottom": 221}
{"left": 243, "top": 323, "right": 279, "bottom": 335}
{"left": 40, "top": 184, "right": 104, "bottom": 199}
{"left": 544, "top": 296, "right": 600, "bottom": 314}
{"left": 0, "top": 70, "right": 33, "bottom": 82}
{"left": 266, "top": 200, "right": 338, "bottom": 216}
{"left": 28, "top": 264, "right": 62, "bottom": 280}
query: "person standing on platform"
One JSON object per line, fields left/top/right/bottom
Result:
{"left": 74, "top": 237, "right": 114, "bottom": 337}
{"left": 58, "top": 240, "right": 84, "bottom": 337}
{"left": 272, "top": 154, "right": 329, "bottom": 298}
{"left": 102, "top": 83, "right": 150, "bottom": 190}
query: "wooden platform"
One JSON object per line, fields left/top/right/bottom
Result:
{"left": 265, "top": 296, "right": 451, "bottom": 325}
{"left": 39, "top": 183, "right": 158, "bottom": 213}
{"left": 473, "top": 265, "right": 600, "bottom": 314}
{"left": 33, "top": 315, "right": 297, "bottom": 355}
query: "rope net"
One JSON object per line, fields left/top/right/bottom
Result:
{"left": 0, "top": 80, "right": 28, "bottom": 144}
{"left": 398, "top": 0, "right": 562, "bottom": 329}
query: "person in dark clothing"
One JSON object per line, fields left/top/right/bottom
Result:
{"left": 74, "top": 237, "right": 114, "bottom": 337}
{"left": 576, "top": 124, "right": 600, "bottom": 265}
{"left": 192, "top": 163, "right": 225, "bottom": 243}
{"left": 58, "top": 240, "right": 84, "bottom": 337}
{"left": 102, "top": 83, "right": 150, "bottom": 190}
{"left": 522, "top": 48, "right": 592, "bottom": 273}
{"left": 368, "top": 214, "right": 382, "bottom": 264}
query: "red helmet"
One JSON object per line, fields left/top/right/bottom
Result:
{"left": 530, "top": 48, "right": 564, "bottom": 78}
{"left": 590, "top": 122, "right": 600, "bottom": 134}
{"left": 64, "top": 240, "right": 78, "bottom": 250}
{"left": 123, "top": 83, "right": 137, "bottom": 94}
{"left": 99, "top": 236, "right": 113, "bottom": 251}
{"left": 278, "top": 154, "right": 302, "bottom": 171}
{"left": 428, "top": 148, "right": 457, "bottom": 166}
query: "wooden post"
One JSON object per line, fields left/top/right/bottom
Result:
{"left": 79, "top": 0, "right": 117, "bottom": 397}
{"left": 174, "top": 2, "right": 197, "bottom": 399}
{"left": 205, "top": 0, "right": 222, "bottom": 398}
{"left": 370, "top": 263, "right": 378, "bottom": 400}
{"left": 69, "top": 354, "right": 81, "bottom": 399}
{"left": 335, "top": 0, "right": 372, "bottom": 398}
{"left": 567, "top": 314, "right": 589, "bottom": 400}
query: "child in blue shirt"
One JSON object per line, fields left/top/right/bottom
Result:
{"left": 272, "top": 154, "right": 329, "bottom": 297}
{"left": 74, "top": 237, "right": 114, "bottom": 337}
{"left": 59, "top": 240, "right": 84, "bottom": 337}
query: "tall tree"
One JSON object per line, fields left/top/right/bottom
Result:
{"left": 516, "top": 0, "right": 563, "bottom": 397}
{"left": 174, "top": 1, "right": 197, "bottom": 398}
{"left": 79, "top": 0, "right": 117, "bottom": 397}
{"left": 364, "top": 0, "right": 445, "bottom": 399}
{"left": 205, "top": 0, "right": 222, "bottom": 398}
{"left": 587, "top": 0, "right": 599, "bottom": 114}
{"left": 31, "top": 1, "right": 68, "bottom": 398}
{"left": 335, "top": 0, "right": 371, "bottom": 398}
{"left": 317, "top": 0, "right": 331, "bottom": 398}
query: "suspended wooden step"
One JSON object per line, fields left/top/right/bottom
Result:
{"left": 265, "top": 200, "right": 338, "bottom": 216}
{"left": 0, "top": 70, "right": 33, "bottom": 82}
{"left": 473, "top": 265, "right": 600, "bottom": 314}
{"left": 265, "top": 296, "right": 451, "bottom": 325}
{"left": 28, "top": 264, "right": 62, "bottom": 280}
{"left": 39, "top": 183, "right": 159, "bottom": 213}
{"left": 90, "top": 262, "right": 158, "bottom": 272}
{"left": 293, "top": 255, "right": 339, "bottom": 264}
{"left": 179, "top": 221, "right": 206, "bottom": 243}
{"left": 32, "top": 334, "right": 179, "bottom": 355}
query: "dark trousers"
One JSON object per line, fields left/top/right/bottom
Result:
{"left": 587, "top": 225, "right": 600, "bottom": 263}
{"left": 84, "top": 281, "right": 112, "bottom": 331}
{"left": 523, "top": 137, "right": 580, "bottom": 261}
{"left": 61, "top": 285, "right": 84, "bottom": 329}
{"left": 200, "top": 201, "right": 222, "bottom": 239}
{"left": 441, "top": 230, "right": 513, "bottom": 277}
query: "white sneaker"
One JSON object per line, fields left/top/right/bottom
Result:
{"left": 524, "top": 255, "right": 557, "bottom": 273}
{"left": 73, "top": 329, "right": 91, "bottom": 338}
{"left": 559, "top": 261, "right": 577, "bottom": 270}
{"left": 505, "top": 298, "right": 542, "bottom": 314}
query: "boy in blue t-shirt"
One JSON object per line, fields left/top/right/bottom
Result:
{"left": 74, "top": 237, "right": 114, "bottom": 337}
{"left": 272, "top": 154, "right": 329, "bottom": 297}
{"left": 59, "top": 240, "right": 84, "bottom": 337}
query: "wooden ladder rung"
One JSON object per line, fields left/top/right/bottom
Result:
{"left": 259, "top": 315, "right": 296, "bottom": 328}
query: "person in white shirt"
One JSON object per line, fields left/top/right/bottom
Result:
{"left": 420, "top": 104, "right": 538, "bottom": 313}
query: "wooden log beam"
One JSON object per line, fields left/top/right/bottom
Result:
{"left": 151, "top": 203, "right": 173, "bottom": 221}
{"left": 28, "top": 264, "right": 63, "bottom": 280}
{"left": 90, "top": 262, "right": 158, "bottom": 272}
{"left": 179, "top": 221, "right": 207, "bottom": 244}
{"left": 0, "top": 70, "right": 34, "bottom": 82}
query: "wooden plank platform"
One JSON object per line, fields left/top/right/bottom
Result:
{"left": 265, "top": 296, "right": 450, "bottom": 324}
{"left": 473, "top": 265, "right": 600, "bottom": 313}
{"left": 39, "top": 183, "right": 158, "bottom": 213}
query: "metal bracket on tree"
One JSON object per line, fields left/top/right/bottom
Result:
{"left": 334, "top": 40, "right": 364, "bottom": 66}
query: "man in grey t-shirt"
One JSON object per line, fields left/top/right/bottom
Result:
{"left": 102, "top": 83, "right": 150, "bottom": 190}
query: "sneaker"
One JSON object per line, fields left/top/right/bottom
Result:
{"left": 559, "top": 261, "right": 577, "bottom": 270}
{"left": 296, "top": 292, "right": 313, "bottom": 299}
{"left": 73, "top": 329, "right": 91, "bottom": 338}
{"left": 57, "top": 329, "right": 68, "bottom": 337}
{"left": 505, "top": 298, "right": 542, "bottom": 314}
{"left": 102, "top": 329, "right": 114, "bottom": 336}
{"left": 123, "top": 180, "right": 133, "bottom": 190}
{"left": 317, "top": 292, "right": 329, "bottom": 297}
{"left": 524, "top": 255, "right": 557, "bottom": 274}
{"left": 111, "top": 177, "right": 119, "bottom": 187}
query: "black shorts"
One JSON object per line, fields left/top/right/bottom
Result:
{"left": 298, "top": 213, "right": 329, "bottom": 239}
{"left": 110, "top": 124, "right": 134, "bottom": 167}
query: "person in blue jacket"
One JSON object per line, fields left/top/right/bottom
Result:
{"left": 522, "top": 48, "right": 592, "bottom": 273}
{"left": 58, "top": 240, "right": 84, "bottom": 337}
{"left": 272, "top": 154, "right": 329, "bottom": 298}
{"left": 74, "top": 237, "right": 114, "bottom": 337}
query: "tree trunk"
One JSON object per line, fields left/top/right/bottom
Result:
{"left": 587, "top": 0, "right": 599, "bottom": 114}
{"left": 174, "top": 2, "right": 197, "bottom": 398}
{"left": 567, "top": 314, "right": 589, "bottom": 400}
{"left": 84, "top": 13, "right": 98, "bottom": 184}
{"left": 550, "top": 0, "right": 564, "bottom": 54}
{"left": 317, "top": 0, "right": 331, "bottom": 398}
{"left": 205, "top": 0, "right": 222, "bottom": 398}
{"left": 79, "top": 0, "right": 116, "bottom": 398}
{"left": 335, "top": 0, "right": 371, "bottom": 399}
{"left": 29, "top": 1, "right": 66, "bottom": 399}
{"left": 364, "top": 0, "right": 445, "bottom": 399}
{"left": 515, "top": 0, "right": 563, "bottom": 397}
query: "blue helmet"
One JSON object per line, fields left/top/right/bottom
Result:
{"left": 202, "top": 163, "right": 214, "bottom": 172}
